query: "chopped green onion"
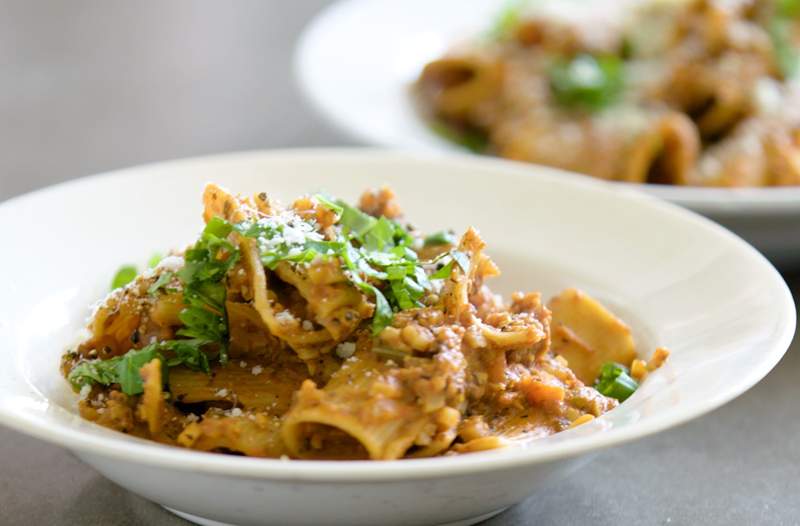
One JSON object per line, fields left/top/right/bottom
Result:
{"left": 549, "top": 54, "right": 624, "bottom": 111}
{"left": 111, "top": 265, "right": 138, "bottom": 290}
{"left": 595, "top": 362, "right": 639, "bottom": 402}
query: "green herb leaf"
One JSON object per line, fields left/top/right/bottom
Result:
{"left": 336, "top": 199, "right": 377, "bottom": 237}
{"left": 550, "top": 54, "right": 624, "bottom": 111}
{"left": 429, "top": 260, "right": 454, "bottom": 280}
{"left": 358, "top": 285, "right": 393, "bottom": 334}
{"left": 178, "top": 217, "right": 240, "bottom": 364}
{"left": 115, "top": 346, "right": 162, "bottom": 395}
{"left": 364, "top": 216, "right": 396, "bottom": 251}
{"left": 203, "top": 216, "right": 234, "bottom": 238}
{"left": 166, "top": 339, "right": 211, "bottom": 373}
{"left": 148, "top": 271, "right": 175, "bottom": 296}
{"left": 111, "top": 265, "right": 138, "bottom": 290}
{"left": 424, "top": 230, "right": 456, "bottom": 247}
{"left": 595, "top": 362, "right": 639, "bottom": 402}
{"left": 779, "top": 0, "right": 800, "bottom": 18}
{"left": 429, "top": 122, "right": 489, "bottom": 153}
{"left": 488, "top": 0, "right": 527, "bottom": 40}
{"left": 236, "top": 198, "right": 462, "bottom": 337}
{"left": 314, "top": 194, "right": 344, "bottom": 216}
{"left": 769, "top": 16, "right": 799, "bottom": 78}
{"left": 148, "top": 253, "right": 163, "bottom": 268}
{"left": 67, "top": 356, "right": 123, "bottom": 389}
{"left": 177, "top": 306, "right": 226, "bottom": 342}
{"left": 68, "top": 339, "right": 215, "bottom": 394}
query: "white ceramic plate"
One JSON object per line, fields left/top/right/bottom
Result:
{"left": 0, "top": 149, "right": 794, "bottom": 526}
{"left": 295, "top": 0, "right": 800, "bottom": 265}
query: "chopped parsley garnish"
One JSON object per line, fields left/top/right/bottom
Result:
{"left": 147, "top": 253, "right": 163, "bottom": 268}
{"left": 148, "top": 271, "right": 175, "bottom": 296}
{"left": 236, "top": 196, "right": 464, "bottom": 335}
{"left": 177, "top": 217, "right": 240, "bottom": 364}
{"left": 549, "top": 54, "right": 624, "bottom": 111}
{"left": 594, "top": 362, "right": 639, "bottom": 402}
{"left": 429, "top": 260, "right": 455, "bottom": 280}
{"left": 73, "top": 219, "right": 240, "bottom": 394}
{"left": 325, "top": 198, "right": 448, "bottom": 334}
{"left": 234, "top": 214, "right": 331, "bottom": 270}
{"left": 68, "top": 339, "right": 211, "bottom": 396}
{"left": 79, "top": 196, "right": 468, "bottom": 395}
{"left": 110, "top": 265, "right": 138, "bottom": 290}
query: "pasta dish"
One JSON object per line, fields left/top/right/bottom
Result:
{"left": 61, "top": 184, "right": 668, "bottom": 460}
{"left": 416, "top": 0, "right": 800, "bottom": 187}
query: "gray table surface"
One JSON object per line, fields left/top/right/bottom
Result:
{"left": 1, "top": 2, "right": 798, "bottom": 525}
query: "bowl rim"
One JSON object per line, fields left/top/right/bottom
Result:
{"left": 0, "top": 148, "right": 795, "bottom": 481}
{"left": 294, "top": 0, "right": 800, "bottom": 217}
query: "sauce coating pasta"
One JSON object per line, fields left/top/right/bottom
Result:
{"left": 61, "top": 184, "right": 667, "bottom": 459}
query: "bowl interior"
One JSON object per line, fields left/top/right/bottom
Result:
{"left": 0, "top": 150, "right": 793, "bottom": 479}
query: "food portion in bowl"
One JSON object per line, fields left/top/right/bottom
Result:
{"left": 416, "top": 0, "right": 800, "bottom": 187}
{"left": 60, "top": 184, "right": 668, "bottom": 460}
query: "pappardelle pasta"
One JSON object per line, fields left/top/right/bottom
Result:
{"left": 61, "top": 184, "right": 668, "bottom": 460}
{"left": 416, "top": 0, "right": 800, "bottom": 187}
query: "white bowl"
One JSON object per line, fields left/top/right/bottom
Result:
{"left": 295, "top": 0, "right": 800, "bottom": 266}
{"left": 0, "top": 149, "right": 794, "bottom": 526}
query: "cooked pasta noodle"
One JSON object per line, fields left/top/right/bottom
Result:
{"left": 60, "top": 184, "right": 668, "bottom": 459}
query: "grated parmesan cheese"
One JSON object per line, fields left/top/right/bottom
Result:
{"left": 251, "top": 365, "right": 263, "bottom": 376}
{"left": 215, "top": 388, "right": 229, "bottom": 397}
{"left": 335, "top": 342, "right": 356, "bottom": 359}
{"left": 156, "top": 255, "right": 185, "bottom": 272}
{"left": 301, "top": 320, "right": 313, "bottom": 331}
{"left": 275, "top": 311, "right": 294, "bottom": 325}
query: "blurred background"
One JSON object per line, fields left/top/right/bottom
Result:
{"left": 0, "top": 1, "right": 346, "bottom": 201}
{"left": 0, "top": 2, "right": 797, "bottom": 525}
